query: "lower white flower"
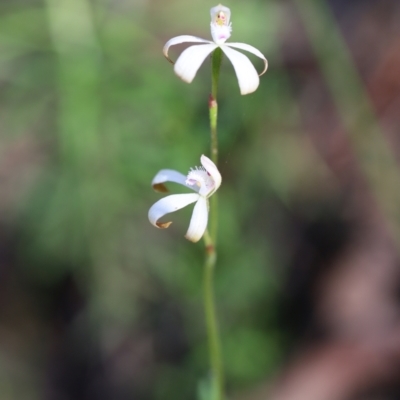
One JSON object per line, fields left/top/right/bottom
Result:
{"left": 163, "top": 4, "right": 268, "bottom": 95}
{"left": 148, "top": 155, "right": 222, "bottom": 243}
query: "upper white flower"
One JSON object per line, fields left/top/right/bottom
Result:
{"left": 163, "top": 4, "right": 268, "bottom": 95}
{"left": 148, "top": 155, "right": 222, "bottom": 243}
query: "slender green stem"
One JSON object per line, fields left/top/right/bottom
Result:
{"left": 209, "top": 47, "right": 223, "bottom": 244}
{"left": 202, "top": 47, "right": 224, "bottom": 400}
{"left": 203, "top": 230, "right": 223, "bottom": 400}
{"left": 209, "top": 47, "right": 222, "bottom": 166}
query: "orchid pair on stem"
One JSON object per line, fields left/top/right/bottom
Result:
{"left": 149, "top": 4, "right": 267, "bottom": 399}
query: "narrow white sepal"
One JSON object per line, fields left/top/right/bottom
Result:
{"left": 152, "top": 169, "right": 188, "bottom": 188}
{"left": 163, "top": 35, "right": 212, "bottom": 63}
{"left": 200, "top": 155, "right": 222, "bottom": 194}
{"left": 174, "top": 43, "right": 217, "bottom": 83}
{"left": 148, "top": 193, "right": 200, "bottom": 228}
{"left": 185, "top": 196, "right": 208, "bottom": 242}
{"left": 220, "top": 45, "right": 259, "bottom": 95}
{"left": 225, "top": 42, "right": 268, "bottom": 76}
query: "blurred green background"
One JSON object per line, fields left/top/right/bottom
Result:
{"left": 1, "top": 0, "right": 400, "bottom": 399}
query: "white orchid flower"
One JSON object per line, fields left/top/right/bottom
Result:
{"left": 148, "top": 155, "right": 222, "bottom": 243}
{"left": 163, "top": 4, "right": 268, "bottom": 95}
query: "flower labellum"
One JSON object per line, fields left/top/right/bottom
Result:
{"left": 148, "top": 155, "right": 222, "bottom": 243}
{"left": 163, "top": 4, "right": 268, "bottom": 95}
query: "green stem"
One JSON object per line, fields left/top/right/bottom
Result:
{"left": 209, "top": 48, "right": 222, "bottom": 166}
{"left": 209, "top": 47, "right": 223, "bottom": 244}
{"left": 202, "top": 47, "right": 224, "bottom": 400}
{"left": 203, "top": 231, "right": 223, "bottom": 400}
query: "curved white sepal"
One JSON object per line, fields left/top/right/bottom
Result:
{"left": 225, "top": 42, "right": 268, "bottom": 76}
{"left": 174, "top": 43, "right": 217, "bottom": 83}
{"left": 185, "top": 196, "right": 208, "bottom": 242}
{"left": 148, "top": 193, "right": 199, "bottom": 229}
{"left": 163, "top": 35, "right": 212, "bottom": 63}
{"left": 152, "top": 169, "right": 188, "bottom": 190}
{"left": 200, "top": 155, "right": 222, "bottom": 194}
{"left": 220, "top": 45, "right": 259, "bottom": 95}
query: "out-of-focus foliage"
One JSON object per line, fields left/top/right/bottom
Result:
{"left": 0, "top": 1, "right": 284, "bottom": 398}
{"left": 2, "top": 0, "right": 400, "bottom": 399}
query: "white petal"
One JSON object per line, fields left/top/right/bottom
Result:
{"left": 185, "top": 196, "right": 208, "bottom": 242}
{"left": 149, "top": 193, "right": 200, "bottom": 229}
{"left": 152, "top": 169, "right": 188, "bottom": 192}
{"left": 220, "top": 45, "right": 260, "bottom": 95}
{"left": 225, "top": 42, "right": 268, "bottom": 76}
{"left": 200, "top": 155, "right": 222, "bottom": 195}
{"left": 163, "top": 35, "right": 212, "bottom": 63}
{"left": 174, "top": 43, "right": 217, "bottom": 83}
